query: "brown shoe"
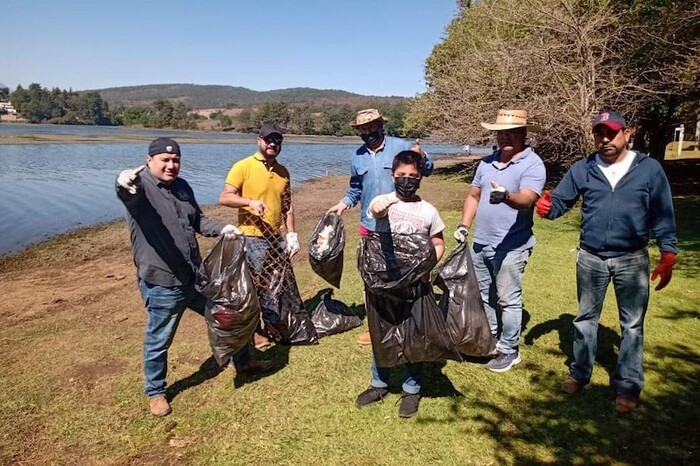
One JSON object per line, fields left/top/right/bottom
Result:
{"left": 149, "top": 395, "right": 171, "bottom": 417}
{"left": 561, "top": 377, "right": 586, "bottom": 394}
{"left": 357, "top": 330, "right": 371, "bottom": 346}
{"left": 615, "top": 394, "right": 639, "bottom": 414}
{"left": 236, "top": 359, "right": 274, "bottom": 375}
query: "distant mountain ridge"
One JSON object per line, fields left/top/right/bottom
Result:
{"left": 84, "top": 83, "right": 406, "bottom": 109}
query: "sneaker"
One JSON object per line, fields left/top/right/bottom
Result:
{"left": 615, "top": 394, "right": 639, "bottom": 414}
{"left": 397, "top": 392, "right": 421, "bottom": 418}
{"left": 357, "top": 330, "right": 371, "bottom": 346}
{"left": 355, "top": 386, "right": 389, "bottom": 408}
{"left": 561, "top": 376, "right": 586, "bottom": 394}
{"left": 149, "top": 395, "right": 171, "bottom": 417}
{"left": 236, "top": 359, "right": 274, "bottom": 375}
{"left": 485, "top": 351, "right": 521, "bottom": 372}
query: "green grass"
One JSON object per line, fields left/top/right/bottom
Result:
{"left": 1, "top": 174, "right": 698, "bottom": 465}
{"left": 665, "top": 140, "right": 700, "bottom": 160}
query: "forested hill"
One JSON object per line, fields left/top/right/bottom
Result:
{"left": 85, "top": 84, "right": 406, "bottom": 109}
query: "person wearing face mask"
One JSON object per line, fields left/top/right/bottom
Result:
{"left": 355, "top": 150, "right": 446, "bottom": 418}
{"left": 327, "top": 109, "right": 434, "bottom": 345}
{"left": 219, "top": 123, "right": 299, "bottom": 350}
{"left": 535, "top": 111, "right": 677, "bottom": 414}
{"left": 116, "top": 137, "right": 272, "bottom": 417}
{"left": 453, "top": 109, "right": 546, "bottom": 373}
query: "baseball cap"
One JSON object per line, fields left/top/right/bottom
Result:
{"left": 592, "top": 111, "right": 626, "bottom": 132}
{"left": 259, "top": 123, "right": 284, "bottom": 139}
{"left": 148, "top": 137, "right": 181, "bottom": 157}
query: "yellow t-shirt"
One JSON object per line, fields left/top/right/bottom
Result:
{"left": 224, "top": 152, "right": 291, "bottom": 237}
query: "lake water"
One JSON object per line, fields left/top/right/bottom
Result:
{"left": 0, "top": 124, "right": 478, "bottom": 255}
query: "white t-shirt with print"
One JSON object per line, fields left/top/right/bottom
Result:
{"left": 368, "top": 192, "right": 445, "bottom": 236}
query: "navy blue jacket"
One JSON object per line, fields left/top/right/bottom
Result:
{"left": 547, "top": 151, "right": 677, "bottom": 256}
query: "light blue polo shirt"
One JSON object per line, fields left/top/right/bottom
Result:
{"left": 472, "top": 147, "right": 546, "bottom": 251}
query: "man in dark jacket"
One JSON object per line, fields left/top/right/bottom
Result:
{"left": 536, "top": 111, "right": 678, "bottom": 414}
{"left": 117, "top": 137, "right": 272, "bottom": 417}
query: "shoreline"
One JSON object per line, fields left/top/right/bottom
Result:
{"left": 0, "top": 155, "right": 475, "bottom": 262}
{"left": 0, "top": 132, "right": 361, "bottom": 145}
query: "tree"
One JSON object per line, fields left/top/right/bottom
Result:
{"left": 410, "top": 0, "right": 699, "bottom": 163}
{"left": 10, "top": 83, "right": 116, "bottom": 125}
{"left": 621, "top": 0, "right": 700, "bottom": 158}
{"left": 288, "top": 104, "right": 316, "bottom": 134}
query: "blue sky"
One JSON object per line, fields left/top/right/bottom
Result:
{"left": 1, "top": 0, "right": 458, "bottom": 97}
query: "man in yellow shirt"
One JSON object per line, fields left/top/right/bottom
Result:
{"left": 219, "top": 123, "right": 298, "bottom": 349}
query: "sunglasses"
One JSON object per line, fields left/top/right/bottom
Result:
{"left": 263, "top": 136, "right": 283, "bottom": 145}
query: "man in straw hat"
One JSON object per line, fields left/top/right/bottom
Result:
{"left": 327, "top": 108, "right": 434, "bottom": 345}
{"left": 453, "top": 109, "right": 546, "bottom": 372}
{"left": 535, "top": 110, "right": 677, "bottom": 414}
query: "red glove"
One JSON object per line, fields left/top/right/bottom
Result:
{"left": 651, "top": 252, "right": 676, "bottom": 291}
{"left": 536, "top": 190, "right": 552, "bottom": 218}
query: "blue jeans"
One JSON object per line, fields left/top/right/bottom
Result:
{"left": 138, "top": 279, "right": 250, "bottom": 398}
{"left": 571, "top": 248, "right": 649, "bottom": 397}
{"left": 471, "top": 243, "right": 531, "bottom": 355}
{"left": 370, "top": 358, "right": 422, "bottom": 395}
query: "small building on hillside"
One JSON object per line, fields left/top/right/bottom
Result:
{"left": 0, "top": 102, "right": 17, "bottom": 114}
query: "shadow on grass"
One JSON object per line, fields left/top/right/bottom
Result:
{"left": 672, "top": 195, "right": 700, "bottom": 280}
{"left": 304, "top": 287, "right": 366, "bottom": 320}
{"left": 418, "top": 342, "right": 699, "bottom": 463}
{"left": 166, "top": 356, "right": 223, "bottom": 401}
{"left": 383, "top": 360, "right": 463, "bottom": 399}
{"left": 421, "top": 361, "right": 464, "bottom": 399}
{"left": 524, "top": 313, "right": 620, "bottom": 376}
{"left": 233, "top": 343, "right": 290, "bottom": 389}
{"left": 660, "top": 308, "right": 700, "bottom": 320}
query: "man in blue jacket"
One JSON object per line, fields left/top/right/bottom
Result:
{"left": 536, "top": 111, "right": 678, "bottom": 414}
{"left": 327, "top": 109, "right": 433, "bottom": 345}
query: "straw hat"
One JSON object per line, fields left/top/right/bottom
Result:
{"left": 481, "top": 109, "right": 540, "bottom": 132}
{"left": 349, "top": 109, "right": 388, "bottom": 127}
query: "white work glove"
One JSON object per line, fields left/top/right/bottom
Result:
{"left": 285, "top": 232, "right": 300, "bottom": 258}
{"left": 453, "top": 224, "right": 470, "bottom": 243}
{"left": 368, "top": 193, "right": 399, "bottom": 217}
{"left": 221, "top": 224, "right": 242, "bottom": 238}
{"left": 117, "top": 165, "right": 146, "bottom": 194}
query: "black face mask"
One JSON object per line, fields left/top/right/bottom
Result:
{"left": 361, "top": 130, "right": 384, "bottom": 148}
{"left": 394, "top": 176, "right": 421, "bottom": 199}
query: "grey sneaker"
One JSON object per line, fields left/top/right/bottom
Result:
{"left": 355, "top": 386, "right": 389, "bottom": 408}
{"left": 486, "top": 351, "right": 521, "bottom": 372}
{"left": 397, "top": 392, "right": 421, "bottom": 418}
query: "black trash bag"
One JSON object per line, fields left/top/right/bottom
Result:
{"left": 272, "top": 267, "right": 319, "bottom": 345}
{"left": 196, "top": 235, "right": 261, "bottom": 367}
{"left": 308, "top": 213, "right": 346, "bottom": 288}
{"left": 434, "top": 242, "right": 495, "bottom": 356}
{"left": 245, "top": 238, "right": 319, "bottom": 345}
{"left": 358, "top": 231, "right": 436, "bottom": 301}
{"left": 359, "top": 232, "right": 461, "bottom": 367}
{"left": 311, "top": 289, "right": 362, "bottom": 338}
